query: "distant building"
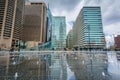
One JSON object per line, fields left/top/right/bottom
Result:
{"left": 23, "top": 2, "right": 47, "bottom": 43}
{"left": 114, "top": 35, "right": 120, "bottom": 50}
{"left": 52, "top": 16, "right": 66, "bottom": 49}
{"left": 73, "top": 6, "right": 105, "bottom": 49}
{"left": 0, "top": 0, "right": 25, "bottom": 49}
{"left": 66, "top": 29, "right": 73, "bottom": 49}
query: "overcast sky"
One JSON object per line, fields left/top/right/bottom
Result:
{"left": 30, "top": 0, "right": 120, "bottom": 45}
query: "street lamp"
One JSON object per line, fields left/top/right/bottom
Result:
{"left": 87, "top": 25, "right": 91, "bottom": 52}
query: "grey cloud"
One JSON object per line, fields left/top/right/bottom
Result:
{"left": 30, "top": 0, "right": 120, "bottom": 21}
{"left": 47, "top": 0, "right": 120, "bottom": 27}
{"left": 30, "top": 0, "right": 120, "bottom": 32}
{"left": 102, "top": 0, "right": 120, "bottom": 25}
{"left": 85, "top": 0, "right": 120, "bottom": 27}
{"left": 104, "top": 12, "right": 120, "bottom": 25}
{"left": 84, "top": 0, "right": 102, "bottom": 5}
{"left": 48, "top": 0, "right": 82, "bottom": 12}
{"left": 30, "top": 0, "right": 82, "bottom": 12}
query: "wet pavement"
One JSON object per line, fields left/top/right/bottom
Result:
{"left": 107, "top": 52, "right": 120, "bottom": 80}
{"left": 0, "top": 51, "right": 120, "bottom": 80}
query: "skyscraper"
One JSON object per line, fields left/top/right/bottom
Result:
{"left": 46, "top": 6, "right": 52, "bottom": 42}
{"left": 0, "top": 0, "right": 25, "bottom": 49}
{"left": 52, "top": 16, "right": 66, "bottom": 49}
{"left": 23, "top": 2, "right": 47, "bottom": 43}
{"left": 66, "top": 29, "right": 73, "bottom": 49}
{"left": 73, "top": 7, "right": 105, "bottom": 49}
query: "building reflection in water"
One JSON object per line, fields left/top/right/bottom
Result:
{"left": 67, "top": 52, "right": 108, "bottom": 80}
{"left": 107, "top": 52, "right": 120, "bottom": 80}
{"left": 0, "top": 51, "right": 120, "bottom": 80}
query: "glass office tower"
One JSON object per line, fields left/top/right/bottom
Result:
{"left": 52, "top": 16, "right": 66, "bottom": 49}
{"left": 73, "top": 7, "right": 105, "bottom": 49}
{"left": 46, "top": 7, "right": 52, "bottom": 42}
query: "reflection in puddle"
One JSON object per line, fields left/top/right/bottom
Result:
{"left": 14, "top": 72, "right": 18, "bottom": 80}
{"left": 108, "top": 52, "right": 120, "bottom": 80}
{"left": 0, "top": 52, "right": 120, "bottom": 80}
{"left": 67, "top": 64, "right": 76, "bottom": 80}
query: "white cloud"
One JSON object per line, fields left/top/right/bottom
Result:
{"left": 104, "top": 22, "right": 120, "bottom": 35}
{"left": 30, "top": 0, "right": 120, "bottom": 44}
{"left": 51, "top": 0, "right": 84, "bottom": 34}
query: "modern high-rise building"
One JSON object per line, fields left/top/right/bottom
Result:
{"left": 114, "top": 35, "right": 120, "bottom": 50}
{"left": 23, "top": 2, "right": 47, "bottom": 43}
{"left": 73, "top": 7, "right": 105, "bottom": 49}
{"left": 66, "top": 29, "right": 73, "bottom": 49}
{"left": 0, "top": 0, "right": 25, "bottom": 49}
{"left": 52, "top": 16, "right": 66, "bottom": 49}
{"left": 46, "top": 6, "right": 52, "bottom": 42}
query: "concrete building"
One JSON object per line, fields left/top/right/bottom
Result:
{"left": 0, "top": 0, "right": 25, "bottom": 49}
{"left": 66, "top": 29, "right": 73, "bottom": 49}
{"left": 52, "top": 16, "right": 66, "bottom": 49}
{"left": 114, "top": 35, "right": 120, "bottom": 50}
{"left": 23, "top": 2, "right": 47, "bottom": 43}
{"left": 73, "top": 7, "right": 105, "bottom": 49}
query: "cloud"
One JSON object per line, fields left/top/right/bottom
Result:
{"left": 101, "top": 0, "right": 120, "bottom": 26}
{"left": 48, "top": 0, "right": 81, "bottom": 12}
{"left": 104, "top": 22, "right": 120, "bottom": 35}
{"left": 30, "top": 0, "right": 82, "bottom": 12}
{"left": 30, "top": 0, "right": 120, "bottom": 36}
{"left": 83, "top": 0, "right": 120, "bottom": 37}
{"left": 85, "top": 0, "right": 120, "bottom": 46}
{"left": 45, "top": 0, "right": 84, "bottom": 34}
{"left": 68, "top": 21, "right": 75, "bottom": 26}
{"left": 29, "top": 0, "right": 83, "bottom": 34}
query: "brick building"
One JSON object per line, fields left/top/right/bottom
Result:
{"left": 114, "top": 35, "right": 120, "bottom": 50}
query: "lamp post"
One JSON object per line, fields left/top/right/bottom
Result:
{"left": 88, "top": 25, "right": 91, "bottom": 52}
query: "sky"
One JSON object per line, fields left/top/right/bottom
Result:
{"left": 30, "top": 0, "right": 120, "bottom": 46}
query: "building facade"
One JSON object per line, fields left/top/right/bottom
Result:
{"left": 66, "top": 29, "right": 73, "bottom": 49}
{"left": 0, "top": 0, "right": 25, "bottom": 49}
{"left": 114, "top": 35, "right": 120, "bottom": 50}
{"left": 52, "top": 16, "right": 66, "bottom": 49}
{"left": 73, "top": 7, "right": 105, "bottom": 49}
{"left": 46, "top": 7, "right": 52, "bottom": 42}
{"left": 23, "top": 2, "right": 47, "bottom": 43}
